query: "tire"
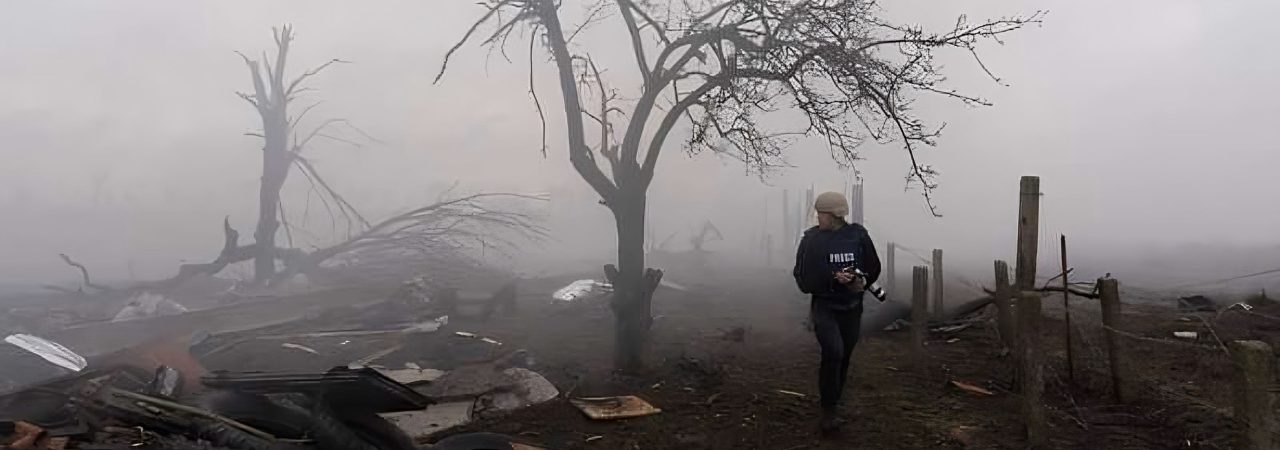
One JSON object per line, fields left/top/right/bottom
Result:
{"left": 204, "top": 391, "right": 418, "bottom": 450}
{"left": 201, "top": 392, "right": 313, "bottom": 440}
{"left": 431, "top": 432, "right": 517, "bottom": 450}
{"left": 339, "top": 411, "right": 418, "bottom": 450}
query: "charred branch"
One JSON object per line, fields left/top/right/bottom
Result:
{"left": 57, "top": 253, "right": 109, "bottom": 293}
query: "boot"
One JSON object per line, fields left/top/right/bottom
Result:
{"left": 820, "top": 408, "right": 843, "bottom": 433}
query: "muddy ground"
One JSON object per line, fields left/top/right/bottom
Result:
{"left": 186, "top": 264, "right": 1257, "bottom": 449}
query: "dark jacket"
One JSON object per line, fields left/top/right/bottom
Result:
{"left": 793, "top": 223, "right": 881, "bottom": 309}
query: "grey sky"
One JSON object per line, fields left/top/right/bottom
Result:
{"left": 1, "top": 0, "right": 1277, "bottom": 289}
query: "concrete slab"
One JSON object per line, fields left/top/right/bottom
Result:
{"left": 382, "top": 400, "right": 474, "bottom": 440}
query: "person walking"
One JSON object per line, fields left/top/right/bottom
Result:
{"left": 792, "top": 191, "right": 881, "bottom": 432}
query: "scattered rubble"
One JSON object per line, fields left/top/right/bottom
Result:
{"left": 570, "top": 396, "right": 662, "bottom": 420}
{"left": 0, "top": 270, "right": 557, "bottom": 449}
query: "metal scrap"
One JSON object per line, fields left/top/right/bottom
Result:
{"left": 4, "top": 334, "right": 87, "bottom": 372}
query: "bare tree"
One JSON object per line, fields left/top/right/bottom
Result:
{"left": 437, "top": 0, "right": 1043, "bottom": 370}
{"left": 46, "top": 26, "right": 548, "bottom": 300}
{"left": 236, "top": 25, "right": 366, "bottom": 285}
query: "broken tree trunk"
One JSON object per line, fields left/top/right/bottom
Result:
{"left": 604, "top": 195, "right": 663, "bottom": 372}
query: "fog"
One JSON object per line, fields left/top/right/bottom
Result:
{"left": 2, "top": 0, "right": 1278, "bottom": 295}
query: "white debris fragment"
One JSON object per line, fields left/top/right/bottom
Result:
{"left": 404, "top": 316, "right": 449, "bottom": 333}
{"left": 4, "top": 334, "right": 87, "bottom": 372}
{"left": 378, "top": 367, "right": 446, "bottom": 385}
{"left": 454, "top": 331, "right": 477, "bottom": 338}
{"left": 1173, "top": 331, "right": 1199, "bottom": 340}
{"left": 281, "top": 343, "right": 320, "bottom": 355}
{"left": 112, "top": 292, "right": 190, "bottom": 322}
{"left": 659, "top": 279, "right": 690, "bottom": 292}
{"left": 552, "top": 279, "right": 613, "bottom": 302}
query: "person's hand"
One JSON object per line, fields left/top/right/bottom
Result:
{"left": 849, "top": 276, "right": 866, "bottom": 293}
{"left": 835, "top": 270, "right": 866, "bottom": 292}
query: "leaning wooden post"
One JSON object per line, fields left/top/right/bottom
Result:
{"left": 1015, "top": 176, "right": 1041, "bottom": 290}
{"left": 912, "top": 266, "right": 930, "bottom": 366}
{"left": 1018, "top": 293, "right": 1045, "bottom": 447}
{"left": 932, "top": 248, "right": 945, "bottom": 319}
{"left": 1230, "top": 340, "right": 1280, "bottom": 450}
{"left": 885, "top": 242, "right": 896, "bottom": 297}
{"left": 993, "top": 260, "right": 1014, "bottom": 349}
{"left": 1098, "top": 278, "right": 1127, "bottom": 403}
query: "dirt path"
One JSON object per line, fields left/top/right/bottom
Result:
{"left": 414, "top": 270, "right": 1222, "bottom": 449}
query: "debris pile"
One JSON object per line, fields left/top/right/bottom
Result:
{"left": 0, "top": 273, "right": 554, "bottom": 449}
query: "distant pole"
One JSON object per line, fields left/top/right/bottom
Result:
{"left": 1060, "top": 234, "right": 1075, "bottom": 385}
{"left": 851, "top": 183, "right": 865, "bottom": 225}
{"left": 805, "top": 187, "right": 815, "bottom": 229}
{"left": 912, "top": 266, "right": 930, "bottom": 366}
{"left": 765, "top": 234, "right": 773, "bottom": 267}
{"left": 782, "top": 189, "right": 791, "bottom": 246}
{"left": 1015, "top": 176, "right": 1041, "bottom": 290}
{"left": 886, "top": 242, "right": 897, "bottom": 297}
{"left": 932, "top": 249, "right": 945, "bottom": 319}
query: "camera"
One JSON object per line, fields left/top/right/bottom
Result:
{"left": 838, "top": 266, "right": 888, "bottom": 302}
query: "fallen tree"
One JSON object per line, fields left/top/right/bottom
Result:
{"left": 51, "top": 192, "right": 547, "bottom": 294}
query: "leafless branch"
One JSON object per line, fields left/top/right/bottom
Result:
{"left": 293, "top": 156, "right": 372, "bottom": 231}
{"left": 528, "top": 26, "right": 549, "bottom": 158}
{"left": 439, "top": 0, "right": 1042, "bottom": 216}
{"left": 287, "top": 58, "right": 350, "bottom": 97}
{"left": 58, "top": 253, "right": 108, "bottom": 292}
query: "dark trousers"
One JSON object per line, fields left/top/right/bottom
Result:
{"left": 811, "top": 301, "right": 862, "bottom": 411}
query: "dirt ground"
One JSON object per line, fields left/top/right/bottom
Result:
{"left": 191, "top": 266, "right": 1252, "bottom": 449}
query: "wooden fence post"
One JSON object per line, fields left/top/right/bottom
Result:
{"left": 993, "top": 260, "right": 1014, "bottom": 349}
{"left": 912, "top": 266, "right": 929, "bottom": 366}
{"left": 1015, "top": 176, "right": 1041, "bottom": 290}
{"left": 1059, "top": 235, "right": 1075, "bottom": 385}
{"left": 1018, "top": 292, "right": 1045, "bottom": 447}
{"left": 1098, "top": 279, "right": 1127, "bottom": 403}
{"left": 932, "top": 248, "right": 945, "bottom": 318}
{"left": 1230, "top": 340, "right": 1280, "bottom": 450}
{"left": 886, "top": 242, "right": 896, "bottom": 297}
